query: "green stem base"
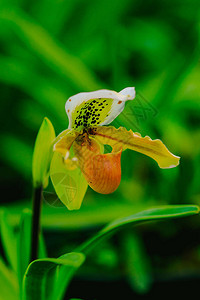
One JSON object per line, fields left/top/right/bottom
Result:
{"left": 30, "top": 186, "right": 43, "bottom": 262}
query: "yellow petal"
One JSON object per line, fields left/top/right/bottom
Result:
{"left": 94, "top": 126, "right": 180, "bottom": 169}
{"left": 53, "top": 129, "right": 79, "bottom": 159}
{"left": 73, "top": 138, "right": 122, "bottom": 194}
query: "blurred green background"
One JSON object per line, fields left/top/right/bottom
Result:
{"left": 0, "top": 0, "right": 200, "bottom": 298}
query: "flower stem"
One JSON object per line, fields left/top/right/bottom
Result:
{"left": 30, "top": 185, "right": 43, "bottom": 262}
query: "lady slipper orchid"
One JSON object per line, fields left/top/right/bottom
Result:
{"left": 50, "top": 87, "right": 180, "bottom": 210}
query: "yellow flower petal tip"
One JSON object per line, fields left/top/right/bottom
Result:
{"left": 94, "top": 127, "right": 180, "bottom": 170}
{"left": 161, "top": 154, "right": 180, "bottom": 169}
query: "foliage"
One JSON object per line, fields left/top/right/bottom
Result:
{"left": 0, "top": 206, "right": 199, "bottom": 300}
{"left": 0, "top": 0, "right": 200, "bottom": 299}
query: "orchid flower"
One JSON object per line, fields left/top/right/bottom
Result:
{"left": 50, "top": 87, "right": 180, "bottom": 210}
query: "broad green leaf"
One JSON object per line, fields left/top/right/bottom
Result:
{"left": 51, "top": 253, "right": 85, "bottom": 300}
{"left": 0, "top": 210, "right": 18, "bottom": 273}
{"left": 0, "top": 259, "right": 19, "bottom": 300}
{"left": 32, "top": 117, "right": 55, "bottom": 188}
{"left": 50, "top": 152, "right": 88, "bottom": 210}
{"left": 22, "top": 252, "right": 85, "bottom": 300}
{"left": 78, "top": 205, "right": 199, "bottom": 253}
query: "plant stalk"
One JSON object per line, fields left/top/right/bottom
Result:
{"left": 30, "top": 185, "right": 43, "bottom": 262}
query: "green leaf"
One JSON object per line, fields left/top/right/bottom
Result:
{"left": 51, "top": 253, "right": 85, "bottom": 300}
{"left": 2, "top": 200, "right": 150, "bottom": 230}
{"left": 0, "top": 259, "right": 19, "bottom": 300}
{"left": 50, "top": 152, "right": 88, "bottom": 210}
{"left": 21, "top": 205, "right": 199, "bottom": 300}
{"left": 32, "top": 117, "right": 56, "bottom": 188}
{"left": 0, "top": 210, "right": 18, "bottom": 273}
{"left": 78, "top": 205, "right": 199, "bottom": 253}
{"left": 22, "top": 252, "right": 85, "bottom": 300}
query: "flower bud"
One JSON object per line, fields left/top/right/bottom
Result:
{"left": 32, "top": 117, "right": 55, "bottom": 188}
